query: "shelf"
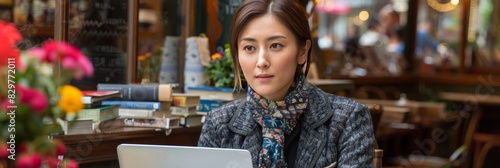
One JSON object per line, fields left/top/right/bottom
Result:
{"left": 16, "top": 24, "right": 54, "bottom": 37}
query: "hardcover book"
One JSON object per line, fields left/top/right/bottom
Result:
{"left": 172, "top": 93, "right": 200, "bottom": 107}
{"left": 81, "top": 90, "right": 122, "bottom": 105}
{"left": 186, "top": 86, "right": 245, "bottom": 101}
{"left": 96, "top": 116, "right": 180, "bottom": 131}
{"left": 57, "top": 118, "right": 94, "bottom": 135}
{"left": 101, "top": 100, "right": 171, "bottom": 111}
{"left": 118, "top": 108, "right": 155, "bottom": 118}
{"left": 171, "top": 106, "right": 198, "bottom": 116}
{"left": 197, "top": 99, "right": 229, "bottom": 112}
{"left": 78, "top": 105, "right": 120, "bottom": 122}
{"left": 97, "top": 83, "right": 173, "bottom": 102}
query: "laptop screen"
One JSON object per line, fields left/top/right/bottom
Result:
{"left": 117, "top": 144, "right": 253, "bottom": 168}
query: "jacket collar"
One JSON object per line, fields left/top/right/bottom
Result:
{"left": 228, "top": 82, "right": 333, "bottom": 135}
{"left": 301, "top": 86, "right": 334, "bottom": 130}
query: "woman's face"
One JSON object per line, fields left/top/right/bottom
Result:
{"left": 238, "top": 14, "right": 308, "bottom": 101}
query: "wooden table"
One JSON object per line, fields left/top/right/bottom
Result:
{"left": 53, "top": 126, "right": 202, "bottom": 167}
{"left": 308, "top": 79, "right": 355, "bottom": 96}
{"left": 440, "top": 92, "right": 500, "bottom": 105}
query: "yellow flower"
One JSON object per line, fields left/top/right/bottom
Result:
{"left": 211, "top": 53, "right": 222, "bottom": 61}
{"left": 57, "top": 85, "right": 84, "bottom": 113}
{"left": 138, "top": 55, "right": 146, "bottom": 61}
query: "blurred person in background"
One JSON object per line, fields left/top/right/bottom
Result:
{"left": 359, "top": 18, "right": 388, "bottom": 73}
{"left": 415, "top": 19, "right": 440, "bottom": 58}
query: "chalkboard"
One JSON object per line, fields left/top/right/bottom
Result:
{"left": 68, "top": 0, "right": 129, "bottom": 90}
{"left": 207, "top": 0, "right": 242, "bottom": 53}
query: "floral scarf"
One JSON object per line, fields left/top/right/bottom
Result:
{"left": 247, "top": 74, "right": 309, "bottom": 168}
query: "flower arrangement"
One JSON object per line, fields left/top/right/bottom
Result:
{"left": 0, "top": 21, "right": 93, "bottom": 168}
{"left": 205, "top": 44, "right": 235, "bottom": 88}
{"left": 137, "top": 47, "right": 162, "bottom": 84}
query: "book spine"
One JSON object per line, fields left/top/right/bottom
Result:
{"left": 78, "top": 109, "right": 99, "bottom": 122}
{"left": 97, "top": 84, "right": 172, "bottom": 101}
{"left": 121, "top": 118, "right": 179, "bottom": 129}
{"left": 101, "top": 101, "right": 162, "bottom": 111}
{"left": 99, "top": 106, "right": 120, "bottom": 121}
{"left": 197, "top": 99, "right": 225, "bottom": 112}
{"left": 118, "top": 108, "right": 154, "bottom": 118}
{"left": 172, "top": 97, "right": 187, "bottom": 107}
{"left": 171, "top": 106, "right": 196, "bottom": 116}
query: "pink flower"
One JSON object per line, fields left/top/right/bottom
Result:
{"left": 17, "top": 153, "right": 42, "bottom": 168}
{"left": 28, "top": 41, "right": 94, "bottom": 79}
{"left": 45, "top": 157, "right": 60, "bottom": 168}
{"left": 55, "top": 140, "right": 66, "bottom": 156}
{"left": 0, "top": 98, "right": 10, "bottom": 113}
{"left": 61, "top": 51, "right": 94, "bottom": 79}
{"left": 0, "top": 141, "right": 8, "bottom": 158}
{"left": 18, "top": 143, "right": 29, "bottom": 153}
{"left": 65, "top": 159, "right": 79, "bottom": 168}
{"left": 18, "top": 85, "right": 49, "bottom": 113}
{"left": 0, "top": 21, "right": 23, "bottom": 69}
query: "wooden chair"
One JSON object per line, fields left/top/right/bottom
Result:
{"left": 471, "top": 109, "right": 500, "bottom": 167}
{"left": 393, "top": 101, "right": 480, "bottom": 168}
{"left": 369, "top": 104, "right": 384, "bottom": 168}
{"left": 476, "top": 141, "right": 500, "bottom": 168}
{"left": 369, "top": 104, "right": 383, "bottom": 134}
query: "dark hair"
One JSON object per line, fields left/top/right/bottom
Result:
{"left": 367, "top": 18, "right": 380, "bottom": 30}
{"left": 230, "top": 0, "right": 312, "bottom": 89}
{"left": 396, "top": 25, "right": 405, "bottom": 39}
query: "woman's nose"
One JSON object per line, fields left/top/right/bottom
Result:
{"left": 256, "top": 49, "right": 270, "bottom": 69}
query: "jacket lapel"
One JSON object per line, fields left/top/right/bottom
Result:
{"left": 296, "top": 86, "right": 335, "bottom": 168}
{"left": 228, "top": 99, "right": 256, "bottom": 136}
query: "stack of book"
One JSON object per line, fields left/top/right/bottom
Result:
{"left": 171, "top": 93, "right": 203, "bottom": 127}
{"left": 68, "top": 90, "right": 123, "bottom": 135}
{"left": 186, "top": 86, "right": 242, "bottom": 115}
{"left": 95, "top": 83, "right": 179, "bottom": 130}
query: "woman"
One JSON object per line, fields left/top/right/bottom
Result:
{"left": 198, "top": 0, "right": 374, "bottom": 167}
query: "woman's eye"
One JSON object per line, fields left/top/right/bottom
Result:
{"left": 243, "top": 46, "right": 255, "bottom": 52}
{"left": 270, "top": 43, "right": 282, "bottom": 49}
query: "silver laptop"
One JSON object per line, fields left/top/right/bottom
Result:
{"left": 117, "top": 144, "right": 253, "bottom": 168}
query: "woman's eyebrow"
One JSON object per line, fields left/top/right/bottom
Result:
{"left": 266, "top": 35, "right": 286, "bottom": 41}
{"left": 240, "top": 35, "right": 287, "bottom": 43}
{"left": 240, "top": 37, "right": 257, "bottom": 43}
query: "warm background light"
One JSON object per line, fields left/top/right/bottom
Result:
{"left": 427, "top": 0, "right": 459, "bottom": 12}
{"left": 359, "top": 11, "right": 369, "bottom": 21}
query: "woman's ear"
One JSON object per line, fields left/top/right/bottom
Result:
{"left": 298, "top": 40, "right": 311, "bottom": 65}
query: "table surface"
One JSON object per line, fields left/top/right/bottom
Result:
{"left": 53, "top": 126, "right": 202, "bottom": 164}
{"left": 307, "top": 79, "right": 354, "bottom": 85}
{"left": 440, "top": 92, "right": 500, "bottom": 105}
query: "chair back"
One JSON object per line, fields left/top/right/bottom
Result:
{"left": 373, "top": 149, "right": 383, "bottom": 168}
{"left": 369, "top": 104, "right": 383, "bottom": 134}
{"left": 369, "top": 104, "right": 384, "bottom": 168}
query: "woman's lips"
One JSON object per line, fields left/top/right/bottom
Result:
{"left": 256, "top": 74, "right": 273, "bottom": 82}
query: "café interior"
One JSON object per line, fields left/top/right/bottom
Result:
{"left": 0, "top": 0, "right": 499, "bottom": 167}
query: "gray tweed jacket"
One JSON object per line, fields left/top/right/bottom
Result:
{"left": 198, "top": 84, "right": 374, "bottom": 168}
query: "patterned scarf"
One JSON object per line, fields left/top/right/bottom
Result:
{"left": 247, "top": 74, "right": 309, "bottom": 168}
